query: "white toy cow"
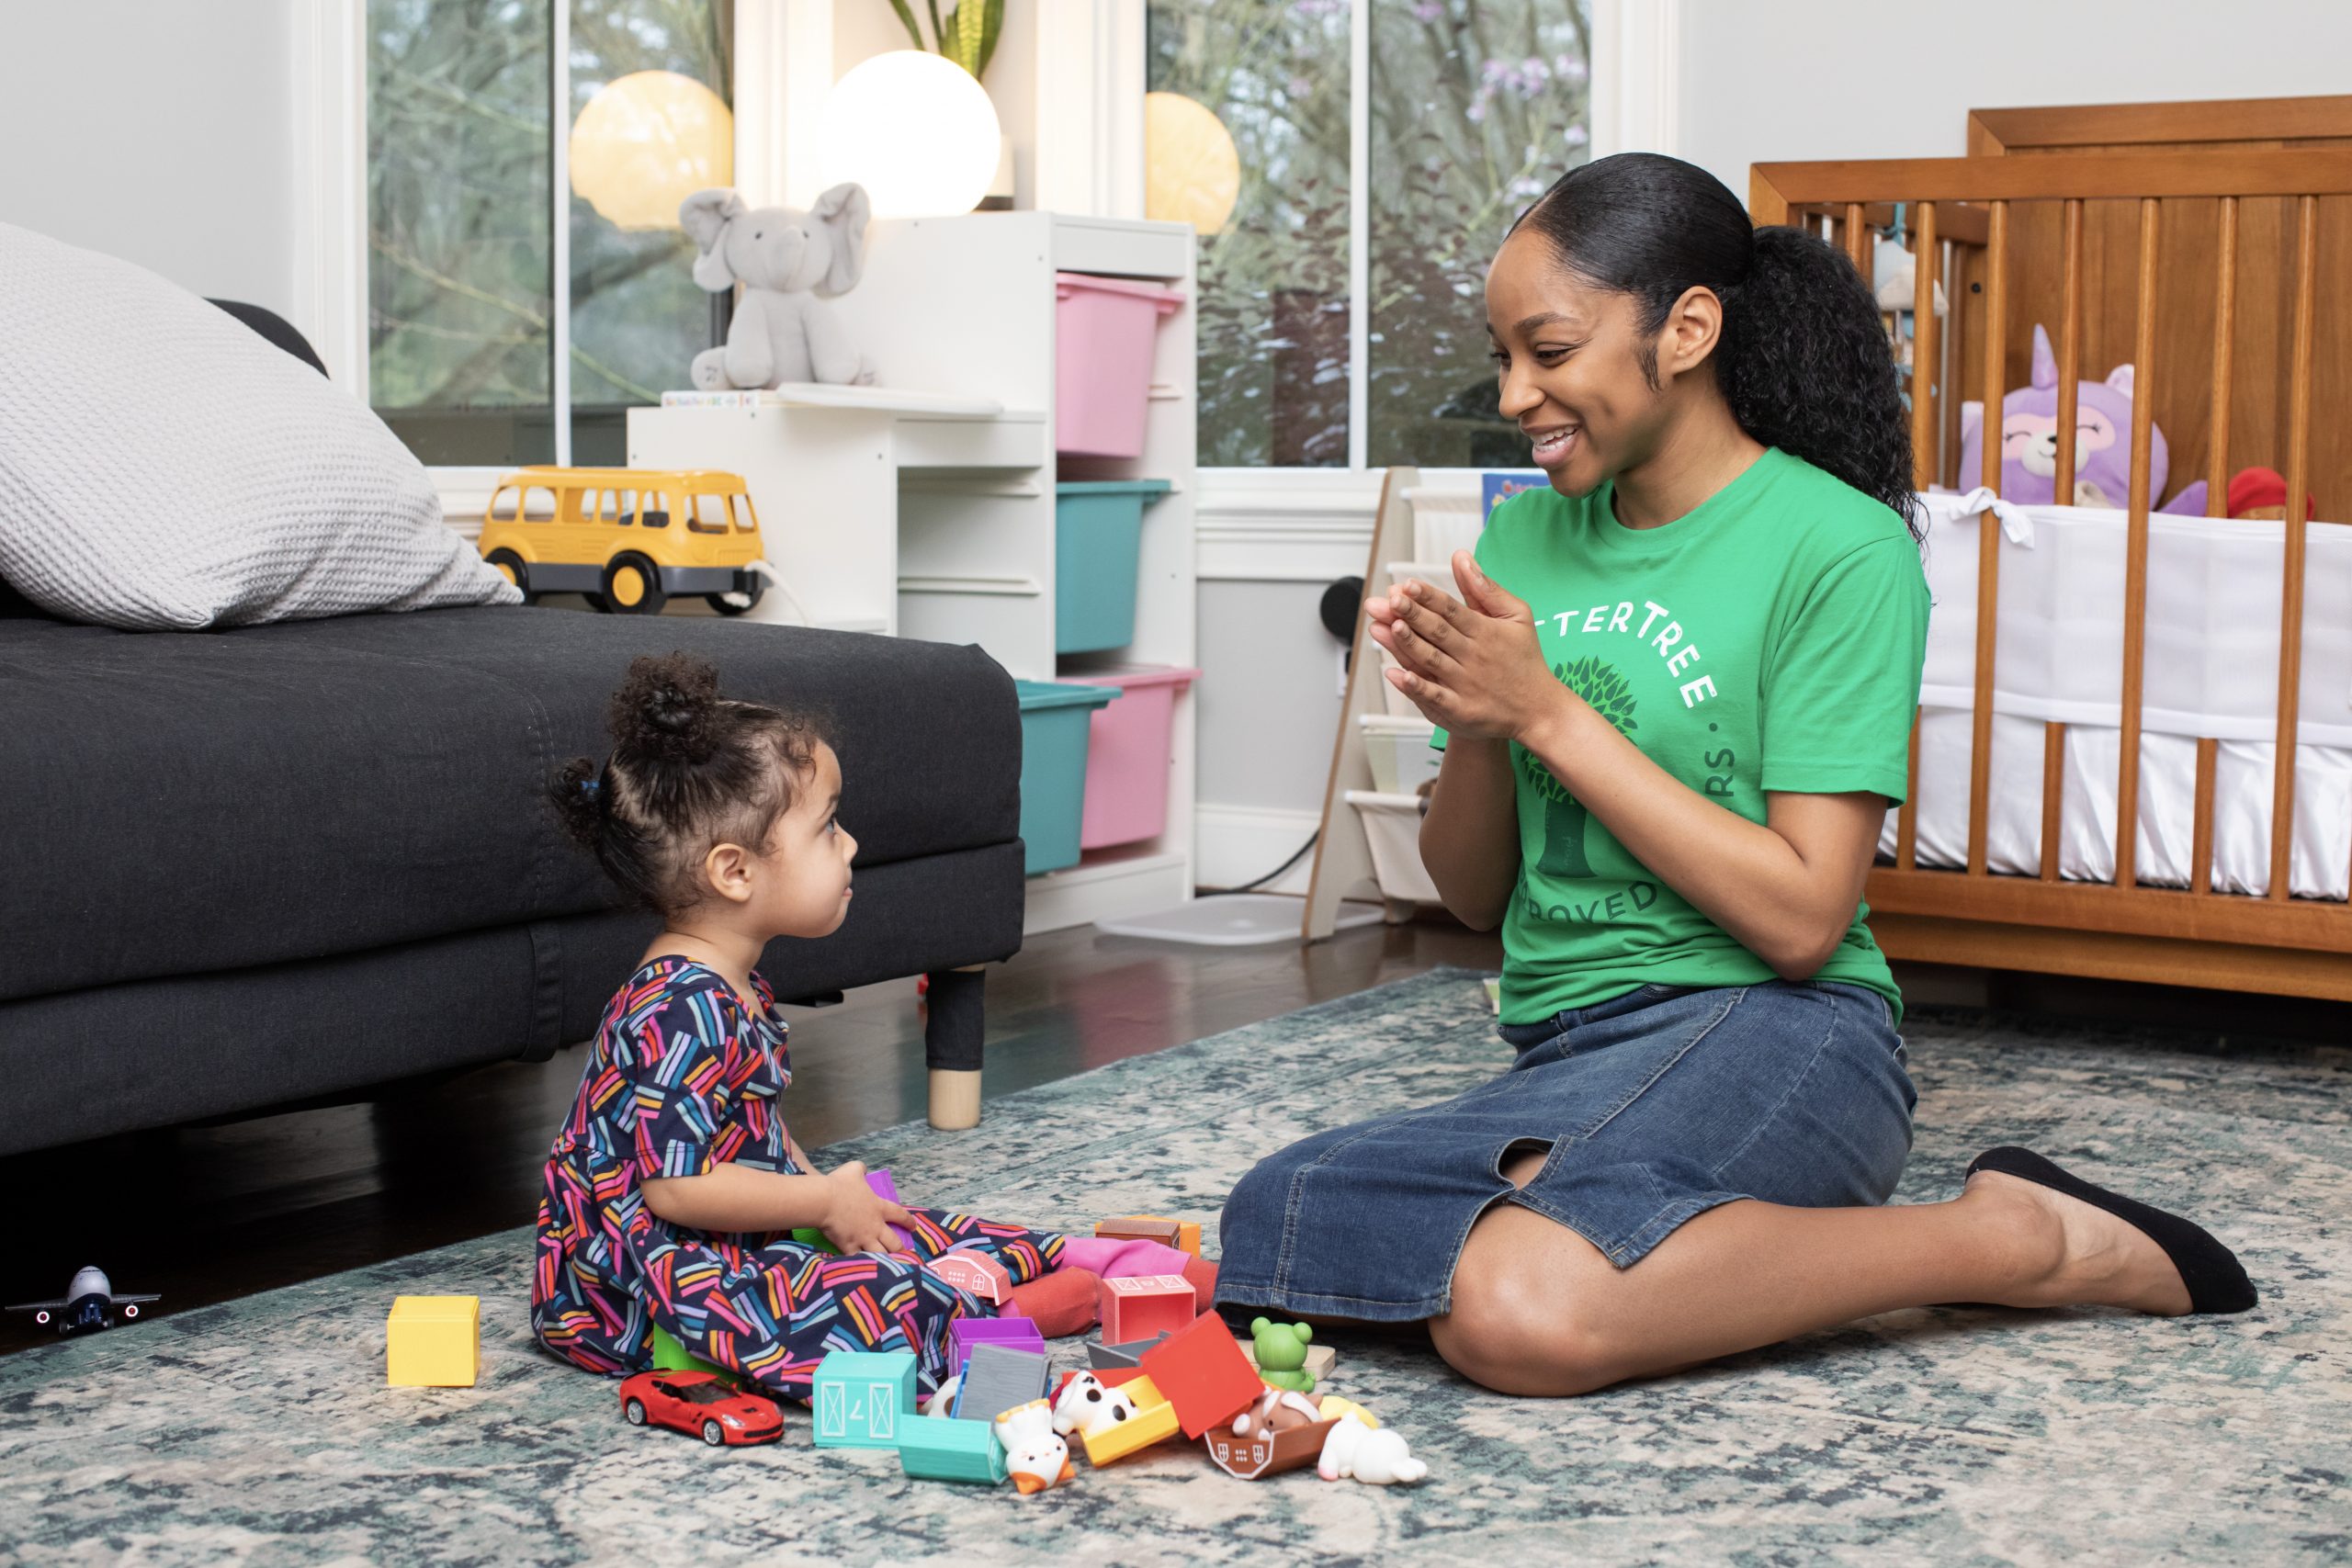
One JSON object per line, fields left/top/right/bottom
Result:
{"left": 1051, "top": 1370, "right": 1144, "bottom": 1440}
{"left": 1317, "top": 1415, "right": 1428, "bottom": 1485}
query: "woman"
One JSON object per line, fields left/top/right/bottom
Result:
{"left": 1214, "top": 153, "right": 2254, "bottom": 1397}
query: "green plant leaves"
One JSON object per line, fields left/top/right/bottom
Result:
{"left": 887, "top": 0, "right": 924, "bottom": 51}
{"left": 901, "top": 0, "right": 999, "bottom": 80}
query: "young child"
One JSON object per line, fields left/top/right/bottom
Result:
{"left": 529, "top": 651, "right": 1069, "bottom": 1402}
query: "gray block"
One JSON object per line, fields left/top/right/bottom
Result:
{"left": 950, "top": 1343, "right": 1049, "bottom": 1422}
{"left": 1086, "top": 1333, "right": 1170, "bottom": 1370}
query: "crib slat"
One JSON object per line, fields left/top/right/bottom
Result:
{"left": 1938, "top": 238, "right": 1963, "bottom": 487}
{"left": 1908, "top": 202, "right": 1939, "bottom": 491}
{"left": 1896, "top": 713, "right": 1920, "bottom": 871}
{"left": 2192, "top": 739, "right": 2219, "bottom": 896}
{"left": 2052, "top": 200, "right": 2085, "bottom": 505}
{"left": 1845, "top": 202, "right": 1869, "bottom": 276}
{"left": 2040, "top": 723, "right": 2065, "bottom": 882}
{"left": 2114, "top": 199, "right": 2161, "bottom": 892}
{"left": 2268, "top": 195, "right": 2318, "bottom": 902}
{"left": 2207, "top": 197, "right": 2238, "bottom": 516}
{"left": 1966, "top": 201, "right": 2009, "bottom": 878}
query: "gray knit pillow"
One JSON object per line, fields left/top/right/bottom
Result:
{"left": 0, "top": 222, "right": 519, "bottom": 629}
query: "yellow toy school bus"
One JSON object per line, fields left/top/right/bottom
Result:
{"left": 477, "top": 467, "right": 767, "bottom": 615}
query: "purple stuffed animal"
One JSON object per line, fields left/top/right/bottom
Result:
{"left": 1959, "top": 323, "right": 2205, "bottom": 513}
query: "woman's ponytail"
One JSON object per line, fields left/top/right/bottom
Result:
{"left": 1717, "top": 225, "right": 1917, "bottom": 531}
{"left": 1511, "top": 153, "right": 1921, "bottom": 541}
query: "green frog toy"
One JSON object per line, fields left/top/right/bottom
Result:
{"left": 1250, "top": 1317, "right": 1316, "bottom": 1393}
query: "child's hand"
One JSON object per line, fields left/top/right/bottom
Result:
{"left": 820, "top": 1160, "right": 917, "bottom": 1255}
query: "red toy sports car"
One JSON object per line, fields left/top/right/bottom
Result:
{"left": 618, "top": 1370, "right": 784, "bottom": 1447}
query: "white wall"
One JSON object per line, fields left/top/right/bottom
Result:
{"left": 1676, "top": 0, "right": 2352, "bottom": 198}
{"left": 0, "top": 0, "right": 297, "bottom": 311}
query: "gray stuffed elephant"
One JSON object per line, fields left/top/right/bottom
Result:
{"left": 680, "top": 184, "right": 876, "bottom": 389}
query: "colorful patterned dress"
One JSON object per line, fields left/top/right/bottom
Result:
{"left": 531, "top": 957, "right": 1062, "bottom": 1400}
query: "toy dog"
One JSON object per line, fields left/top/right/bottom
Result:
{"left": 1231, "top": 1387, "right": 1323, "bottom": 1438}
{"left": 1051, "top": 1371, "right": 1144, "bottom": 1440}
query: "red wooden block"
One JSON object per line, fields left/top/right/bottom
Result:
{"left": 1137, "top": 1312, "right": 1262, "bottom": 1439}
{"left": 1097, "top": 1274, "right": 1195, "bottom": 1344}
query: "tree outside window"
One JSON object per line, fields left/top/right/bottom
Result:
{"left": 1148, "top": 0, "right": 1592, "bottom": 470}
{"left": 367, "top": 0, "right": 732, "bottom": 468}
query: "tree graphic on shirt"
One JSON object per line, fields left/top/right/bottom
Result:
{"left": 1521, "top": 656, "right": 1638, "bottom": 879}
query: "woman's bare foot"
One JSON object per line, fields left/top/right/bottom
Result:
{"left": 1963, "top": 1169, "right": 2195, "bottom": 1315}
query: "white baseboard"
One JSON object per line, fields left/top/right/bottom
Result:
{"left": 1193, "top": 803, "right": 1324, "bottom": 895}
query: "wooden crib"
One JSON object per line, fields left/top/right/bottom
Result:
{"left": 1749, "top": 141, "right": 2352, "bottom": 1001}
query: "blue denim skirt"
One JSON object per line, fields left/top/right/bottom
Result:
{"left": 1215, "top": 979, "right": 1917, "bottom": 1321}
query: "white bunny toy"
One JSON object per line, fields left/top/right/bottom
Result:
{"left": 1317, "top": 1415, "right": 1429, "bottom": 1485}
{"left": 994, "top": 1399, "right": 1075, "bottom": 1495}
{"left": 678, "top": 184, "right": 876, "bottom": 390}
{"left": 1051, "top": 1371, "right": 1143, "bottom": 1440}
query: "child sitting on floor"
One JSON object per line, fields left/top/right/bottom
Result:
{"left": 529, "top": 651, "right": 1085, "bottom": 1401}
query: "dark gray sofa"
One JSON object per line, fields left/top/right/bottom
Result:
{"left": 0, "top": 324, "right": 1024, "bottom": 1158}
{"left": 0, "top": 605, "right": 1023, "bottom": 1156}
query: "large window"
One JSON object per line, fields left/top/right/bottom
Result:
{"left": 367, "top": 0, "right": 732, "bottom": 467}
{"left": 1148, "top": 0, "right": 1592, "bottom": 470}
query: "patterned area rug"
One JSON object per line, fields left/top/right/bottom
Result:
{"left": 4, "top": 967, "right": 2346, "bottom": 1567}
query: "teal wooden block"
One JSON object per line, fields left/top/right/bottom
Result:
{"left": 813, "top": 1350, "right": 918, "bottom": 1449}
{"left": 897, "top": 1416, "right": 1009, "bottom": 1484}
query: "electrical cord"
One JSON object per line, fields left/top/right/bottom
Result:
{"left": 1199, "top": 830, "right": 1318, "bottom": 897}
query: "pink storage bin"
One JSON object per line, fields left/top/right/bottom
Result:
{"left": 1056, "top": 273, "right": 1186, "bottom": 458}
{"left": 1063, "top": 663, "right": 1200, "bottom": 850}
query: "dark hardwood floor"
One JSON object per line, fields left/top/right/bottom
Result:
{"left": 6, "top": 911, "right": 2346, "bottom": 1357}
{"left": 0, "top": 913, "right": 1500, "bottom": 1353}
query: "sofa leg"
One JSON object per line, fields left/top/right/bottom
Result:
{"left": 923, "top": 965, "right": 987, "bottom": 1131}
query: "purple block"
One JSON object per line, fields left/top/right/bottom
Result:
{"left": 948, "top": 1314, "right": 1046, "bottom": 1377}
{"left": 866, "top": 1168, "right": 911, "bottom": 1252}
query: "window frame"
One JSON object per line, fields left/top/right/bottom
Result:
{"left": 1134, "top": 0, "right": 1679, "bottom": 501}
{"left": 306, "top": 0, "right": 762, "bottom": 528}
{"left": 300, "top": 0, "right": 1673, "bottom": 532}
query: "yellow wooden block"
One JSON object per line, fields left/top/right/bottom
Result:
{"left": 387, "top": 1295, "right": 480, "bottom": 1387}
{"left": 1081, "top": 1393, "right": 1181, "bottom": 1466}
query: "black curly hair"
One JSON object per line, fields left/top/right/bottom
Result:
{"left": 1510, "top": 152, "right": 1921, "bottom": 540}
{"left": 550, "top": 651, "right": 831, "bottom": 917}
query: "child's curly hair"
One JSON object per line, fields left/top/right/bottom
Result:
{"left": 551, "top": 651, "right": 831, "bottom": 916}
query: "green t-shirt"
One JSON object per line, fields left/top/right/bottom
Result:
{"left": 1433, "top": 447, "right": 1929, "bottom": 1028}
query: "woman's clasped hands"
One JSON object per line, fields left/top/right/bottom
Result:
{"left": 1364, "top": 549, "right": 1573, "bottom": 745}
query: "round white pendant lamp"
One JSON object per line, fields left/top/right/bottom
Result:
{"left": 569, "top": 70, "right": 734, "bottom": 231}
{"left": 1144, "top": 91, "right": 1240, "bottom": 235}
{"left": 819, "top": 50, "right": 1003, "bottom": 220}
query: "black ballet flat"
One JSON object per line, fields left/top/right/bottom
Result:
{"left": 1965, "top": 1145, "right": 2257, "bottom": 1315}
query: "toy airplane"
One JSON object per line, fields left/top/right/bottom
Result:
{"left": 6, "top": 1266, "right": 159, "bottom": 1335}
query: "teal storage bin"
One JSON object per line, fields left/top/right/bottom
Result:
{"left": 1055, "top": 479, "right": 1171, "bottom": 653}
{"left": 1015, "top": 681, "right": 1121, "bottom": 874}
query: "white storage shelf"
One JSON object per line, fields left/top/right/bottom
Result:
{"left": 631, "top": 212, "right": 1198, "bottom": 935}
